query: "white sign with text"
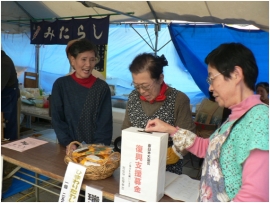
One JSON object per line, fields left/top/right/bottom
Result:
{"left": 85, "top": 185, "right": 103, "bottom": 202}
{"left": 58, "top": 162, "right": 86, "bottom": 202}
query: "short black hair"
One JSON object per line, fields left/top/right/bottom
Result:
{"left": 205, "top": 43, "right": 258, "bottom": 91}
{"left": 129, "top": 53, "right": 168, "bottom": 80}
{"left": 68, "top": 38, "right": 99, "bottom": 59}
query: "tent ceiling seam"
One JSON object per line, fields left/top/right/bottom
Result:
{"left": 15, "top": 1, "right": 35, "bottom": 21}
{"left": 204, "top": 1, "right": 215, "bottom": 24}
{"left": 81, "top": 1, "right": 156, "bottom": 24}
{"left": 146, "top": 1, "right": 158, "bottom": 24}
{"left": 91, "top": 6, "right": 100, "bottom": 15}
{"left": 2, "top": 12, "right": 135, "bottom": 23}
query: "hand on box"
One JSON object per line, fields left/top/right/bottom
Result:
{"left": 145, "top": 118, "right": 177, "bottom": 135}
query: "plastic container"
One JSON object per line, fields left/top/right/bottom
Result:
{"left": 34, "top": 99, "right": 44, "bottom": 108}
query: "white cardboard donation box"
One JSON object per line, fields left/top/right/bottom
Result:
{"left": 119, "top": 127, "right": 168, "bottom": 202}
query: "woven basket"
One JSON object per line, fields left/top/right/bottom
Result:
{"left": 64, "top": 141, "right": 121, "bottom": 180}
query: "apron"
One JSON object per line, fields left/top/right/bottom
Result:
{"left": 75, "top": 79, "right": 106, "bottom": 144}
{"left": 199, "top": 105, "right": 259, "bottom": 201}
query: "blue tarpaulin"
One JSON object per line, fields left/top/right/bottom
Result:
{"left": 168, "top": 24, "right": 269, "bottom": 97}
{"left": 2, "top": 168, "right": 49, "bottom": 199}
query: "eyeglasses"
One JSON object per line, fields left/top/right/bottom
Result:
{"left": 131, "top": 81, "right": 155, "bottom": 92}
{"left": 206, "top": 72, "right": 222, "bottom": 85}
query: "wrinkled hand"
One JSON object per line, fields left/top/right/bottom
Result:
{"left": 66, "top": 143, "right": 77, "bottom": 155}
{"left": 145, "top": 118, "right": 176, "bottom": 134}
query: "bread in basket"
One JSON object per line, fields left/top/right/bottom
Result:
{"left": 64, "top": 141, "right": 121, "bottom": 180}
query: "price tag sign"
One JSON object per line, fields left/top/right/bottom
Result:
{"left": 85, "top": 185, "right": 103, "bottom": 202}
{"left": 58, "top": 162, "right": 86, "bottom": 202}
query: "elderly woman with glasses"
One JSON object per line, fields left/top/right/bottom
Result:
{"left": 145, "top": 43, "right": 269, "bottom": 201}
{"left": 121, "top": 53, "right": 196, "bottom": 175}
{"left": 51, "top": 38, "right": 113, "bottom": 154}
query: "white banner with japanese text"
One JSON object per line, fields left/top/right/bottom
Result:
{"left": 59, "top": 162, "right": 87, "bottom": 202}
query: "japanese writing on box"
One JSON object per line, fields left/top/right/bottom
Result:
{"left": 121, "top": 166, "right": 125, "bottom": 190}
{"left": 147, "top": 144, "right": 151, "bottom": 165}
{"left": 134, "top": 145, "right": 143, "bottom": 193}
{"left": 128, "top": 162, "right": 132, "bottom": 187}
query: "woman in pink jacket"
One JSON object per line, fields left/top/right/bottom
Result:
{"left": 145, "top": 43, "right": 269, "bottom": 202}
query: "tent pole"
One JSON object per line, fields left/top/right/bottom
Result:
{"left": 157, "top": 39, "right": 172, "bottom": 52}
{"left": 81, "top": 1, "right": 155, "bottom": 24}
{"left": 130, "top": 25, "right": 154, "bottom": 51}
{"left": 154, "top": 24, "right": 160, "bottom": 56}
{"left": 35, "top": 44, "right": 40, "bottom": 88}
{"left": 147, "top": 1, "right": 159, "bottom": 56}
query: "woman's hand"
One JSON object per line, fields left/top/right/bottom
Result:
{"left": 145, "top": 118, "right": 177, "bottom": 135}
{"left": 66, "top": 143, "right": 77, "bottom": 155}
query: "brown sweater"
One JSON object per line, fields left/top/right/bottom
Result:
{"left": 122, "top": 87, "right": 196, "bottom": 133}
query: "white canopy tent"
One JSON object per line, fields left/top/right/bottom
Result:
{"left": 2, "top": 1, "right": 269, "bottom": 33}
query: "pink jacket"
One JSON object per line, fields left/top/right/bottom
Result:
{"left": 187, "top": 95, "right": 269, "bottom": 201}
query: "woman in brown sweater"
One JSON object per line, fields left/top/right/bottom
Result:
{"left": 121, "top": 53, "right": 195, "bottom": 175}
